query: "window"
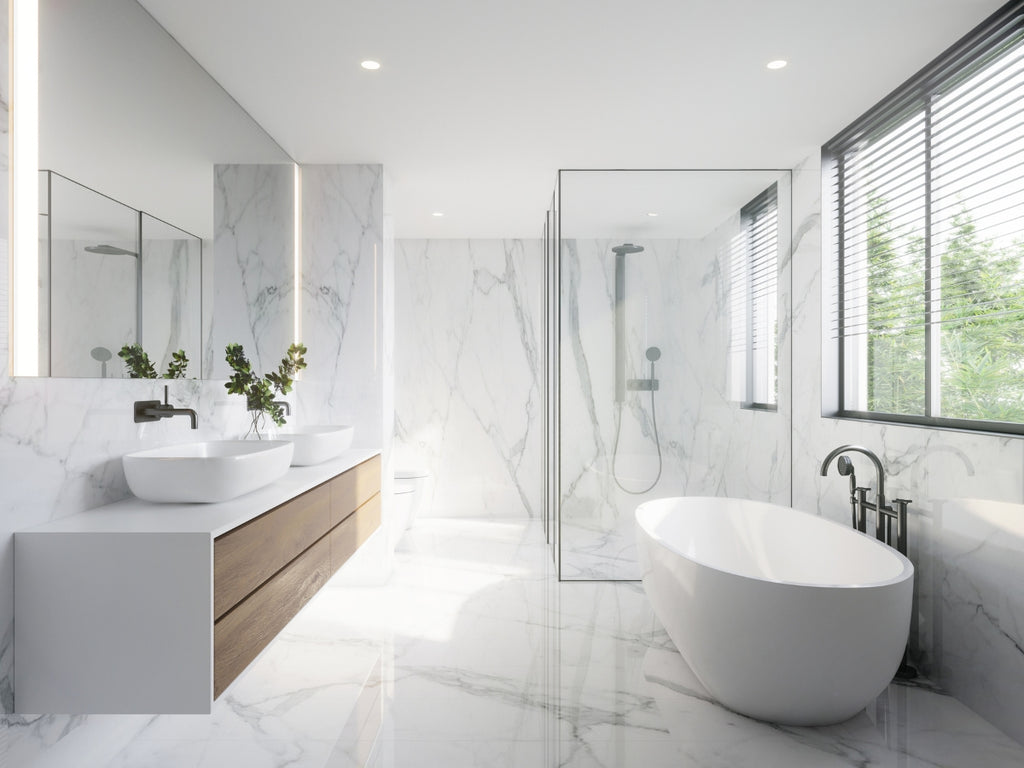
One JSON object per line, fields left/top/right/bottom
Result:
{"left": 825, "top": 0, "right": 1024, "bottom": 433}
{"left": 729, "top": 183, "right": 778, "bottom": 409}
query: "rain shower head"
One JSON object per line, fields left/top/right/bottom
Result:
{"left": 85, "top": 244, "right": 138, "bottom": 257}
{"left": 612, "top": 243, "right": 645, "bottom": 255}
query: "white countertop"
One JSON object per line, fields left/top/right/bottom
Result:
{"left": 20, "top": 448, "right": 381, "bottom": 537}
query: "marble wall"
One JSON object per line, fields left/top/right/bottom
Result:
{"left": 208, "top": 164, "right": 295, "bottom": 378}
{"left": 297, "top": 164, "right": 395, "bottom": 571}
{"left": 393, "top": 239, "right": 543, "bottom": 521}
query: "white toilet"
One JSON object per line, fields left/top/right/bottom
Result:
{"left": 394, "top": 468, "right": 432, "bottom": 530}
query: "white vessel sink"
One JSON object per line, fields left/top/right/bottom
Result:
{"left": 123, "top": 440, "right": 294, "bottom": 503}
{"left": 276, "top": 425, "right": 355, "bottom": 466}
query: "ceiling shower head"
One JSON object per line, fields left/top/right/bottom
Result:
{"left": 612, "top": 243, "right": 645, "bottom": 255}
{"left": 85, "top": 244, "right": 138, "bottom": 257}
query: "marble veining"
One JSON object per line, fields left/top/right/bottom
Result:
{"left": 208, "top": 164, "right": 295, "bottom": 378}
{"left": 558, "top": 191, "right": 793, "bottom": 579}
{"left": 6, "top": 518, "right": 1022, "bottom": 767}
{"left": 298, "top": 165, "right": 384, "bottom": 440}
{"left": 394, "top": 239, "right": 543, "bottom": 521}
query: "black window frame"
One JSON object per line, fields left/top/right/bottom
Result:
{"left": 738, "top": 183, "right": 779, "bottom": 411}
{"left": 823, "top": 0, "right": 1024, "bottom": 437}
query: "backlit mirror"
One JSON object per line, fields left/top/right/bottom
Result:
{"left": 14, "top": 0, "right": 293, "bottom": 377}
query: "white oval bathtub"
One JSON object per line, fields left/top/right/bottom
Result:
{"left": 635, "top": 496, "right": 914, "bottom": 726}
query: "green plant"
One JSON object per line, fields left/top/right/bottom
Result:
{"left": 118, "top": 344, "right": 189, "bottom": 379}
{"left": 224, "top": 342, "right": 308, "bottom": 438}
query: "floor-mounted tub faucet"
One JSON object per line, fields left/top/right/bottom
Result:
{"left": 820, "top": 445, "right": 911, "bottom": 556}
{"left": 134, "top": 385, "right": 198, "bottom": 429}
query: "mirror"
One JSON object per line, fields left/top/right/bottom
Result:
{"left": 18, "top": 0, "right": 294, "bottom": 377}
{"left": 38, "top": 171, "right": 202, "bottom": 378}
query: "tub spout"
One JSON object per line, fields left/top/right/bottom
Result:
{"left": 820, "top": 444, "right": 885, "bottom": 511}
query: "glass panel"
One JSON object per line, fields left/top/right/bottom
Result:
{"left": 554, "top": 169, "right": 792, "bottom": 580}
{"left": 46, "top": 172, "right": 140, "bottom": 378}
{"left": 933, "top": 42, "right": 1024, "bottom": 423}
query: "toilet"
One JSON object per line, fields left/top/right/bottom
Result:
{"left": 394, "top": 467, "right": 432, "bottom": 530}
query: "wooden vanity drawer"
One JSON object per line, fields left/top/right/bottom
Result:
{"left": 330, "top": 492, "right": 382, "bottom": 574}
{"left": 213, "top": 535, "right": 332, "bottom": 698}
{"left": 330, "top": 455, "right": 381, "bottom": 527}
{"left": 213, "top": 482, "right": 331, "bottom": 620}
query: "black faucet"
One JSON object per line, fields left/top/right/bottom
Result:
{"left": 820, "top": 444, "right": 910, "bottom": 555}
{"left": 134, "top": 385, "right": 198, "bottom": 429}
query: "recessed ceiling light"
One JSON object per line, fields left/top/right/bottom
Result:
{"left": 360, "top": 60, "right": 381, "bottom": 71}
{"left": 766, "top": 59, "right": 787, "bottom": 70}
{"left": 432, "top": 212, "right": 444, "bottom": 217}
{"left": 646, "top": 212, "right": 659, "bottom": 217}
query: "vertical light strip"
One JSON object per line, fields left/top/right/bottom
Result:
{"left": 373, "top": 242, "right": 378, "bottom": 370}
{"left": 293, "top": 163, "right": 302, "bottom": 344}
{"left": 11, "top": 0, "right": 39, "bottom": 375}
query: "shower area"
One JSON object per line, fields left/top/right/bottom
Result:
{"left": 544, "top": 170, "right": 794, "bottom": 580}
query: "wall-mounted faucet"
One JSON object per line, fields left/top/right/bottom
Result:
{"left": 820, "top": 444, "right": 911, "bottom": 556}
{"left": 272, "top": 400, "right": 291, "bottom": 416}
{"left": 134, "top": 385, "right": 198, "bottom": 429}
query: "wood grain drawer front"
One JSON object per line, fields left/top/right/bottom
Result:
{"left": 213, "top": 535, "right": 331, "bottom": 698}
{"left": 213, "top": 482, "right": 331, "bottom": 620}
{"left": 330, "top": 493, "right": 382, "bottom": 574}
{"left": 330, "top": 455, "right": 382, "bottom": 527}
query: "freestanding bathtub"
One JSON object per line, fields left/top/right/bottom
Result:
{"left": 635, "top": 496, "right": 914, "bottom": 726}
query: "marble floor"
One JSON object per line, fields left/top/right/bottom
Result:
{"left": 6, "top": 517, "right": 1024, "bottom": 767}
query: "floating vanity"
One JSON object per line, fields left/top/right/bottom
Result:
{"left": 14, "top": 449, "right": 381, "bottom": 714}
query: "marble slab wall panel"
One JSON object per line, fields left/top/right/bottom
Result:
{"left": 208, "top": 164, "right": 294, "bottom": 377}
{"left": 297, "top": 165, "right": 383, "bottom": 441}
{"left": 558, "top": 227, "right": 792, "bottom": 580}
{"left": 789, "top": 156, "right": 1024, "bottom": 744}
{"left": 393, "top": 239, "right": 543, "bottom": 520}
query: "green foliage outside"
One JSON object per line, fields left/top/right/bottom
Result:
{"left": 863, "top": 196, "right": 1024, "bottom": 423}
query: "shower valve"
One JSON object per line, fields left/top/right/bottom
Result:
{"left": 627, "top": 378, "right": 659, "bottom": 391}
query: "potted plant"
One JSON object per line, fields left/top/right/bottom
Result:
{"left": 224, "top": 342, "right": 307, "bottom": 438}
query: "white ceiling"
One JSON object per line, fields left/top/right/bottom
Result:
{"left": 137, "top": 0, "right": 1005, "bottom": 239}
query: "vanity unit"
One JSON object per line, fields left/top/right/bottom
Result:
{"left": 14, "top": 449, "right": 381, "bottom": 714}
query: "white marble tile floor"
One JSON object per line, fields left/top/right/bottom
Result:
{"left": 6, "top": 518, "right": 1023, "bottom": 768}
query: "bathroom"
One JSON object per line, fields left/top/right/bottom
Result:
{"left": 4, "top": 0, "right": 1024, "bottom": 765}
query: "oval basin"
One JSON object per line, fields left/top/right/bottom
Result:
{"left": 123, "top": 440, "right": 294, "bottom": 503}
{"left": 276, "top": 425, "right": 354, "bottom": 466}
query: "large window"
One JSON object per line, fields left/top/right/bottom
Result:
{"left": 825, "top": 0, "right": 1024, "bottom": 433}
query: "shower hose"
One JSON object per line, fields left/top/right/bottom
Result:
{"left": 612, "top": 357, "right": 663, "bottom": 495}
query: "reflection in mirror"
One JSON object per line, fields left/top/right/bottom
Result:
{"left": 37, "top": 171, "right": 201, "bottom": 378}
{"left": 140, "top": 214, "right": 202, "bottom": 378}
